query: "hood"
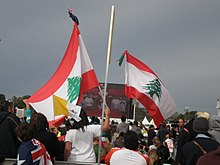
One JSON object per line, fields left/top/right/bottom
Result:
{"left": 209, "top": 115, "right": 220, "bottom": 131}
{"left": 0, "top": 111, "right": 10, "bottom": 123}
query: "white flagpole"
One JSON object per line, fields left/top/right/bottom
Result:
{"left": 133, "top": 99, "right": 137, "bottom": 120}
{"left": 98, "top": 86, "right": 105, "bottom": 104}
{"left": 98, "top": 5, "right": 115, "bottom": 165}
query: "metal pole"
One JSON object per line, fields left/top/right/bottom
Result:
{"left": 98, "top": 5, "right": 115, "bottom": 165}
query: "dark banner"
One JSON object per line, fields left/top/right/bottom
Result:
{"left": 79, "top": 83, "right": 133, "bottom": 119}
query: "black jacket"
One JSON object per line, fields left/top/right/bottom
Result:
{"left": 33, "top": 130, "right": 61, "bottom": 162}
{"left": 147, "top": 129, "right": 156, "bottom": 146}
{"left": 176, "top": 118, "right": 197, "bottom": 165}
{"left": 0, "top": 112, "right": 20, "bottom": 159}
{"left": 182, "top": 135, "right": 220, "bottom": 165}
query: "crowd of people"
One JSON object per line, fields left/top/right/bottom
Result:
{"left": 1, "top": 93, "right": 220, "bottom": 165}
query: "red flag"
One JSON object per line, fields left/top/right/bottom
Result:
{"left": 120, "top": 51, "right": 176, "bottom": 127}
{"left": 28, "top": 23, "right": 99, "bottom": 122}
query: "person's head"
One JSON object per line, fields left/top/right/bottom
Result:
{"left": 0, "top": 94, "right": 5, "bottom": 104}
{"left": 149, "top": 125, "right": 155, "bottom": 130}
{"left": 152, "top": 136, "right": 161, "bottom": 147}
{"left": 164, "top": 132, "right": 171, "bottom": 140}
{"left": 5, "top": 101, "right": 14, "bottom": 113}
{"left": 49, "top": 125, "right": 58, "bottom": 135}
{"left": 121, "top": 115, "right": 126, "bottom": 122}
{"left": 178, "top": 118, "right": 185, "bottom": 127}
{"left": 173, "top": 124, "right": 179, "bottom": 132}
{"left": 160, "top": 122, "right": 166, "bottom": 129}
{"left": 30, "top": 112, "right": 49, "bottom": 132}
{"left": 124, "top": 131, "right": 139, "bottom": 150}
{"left": 16, "top": 123, "right": 34, "bottom": 142}
{"left": 90, "top": 116, "right": 100, "bottom": 125}
{"left": 71, "top": 108, "right": 89, "bottom": 132}
{"left": 133, "top": 121, "right": 139, "bottom": 127}
{"left": 0, "top": 94, "right": 6, "bottom": 112}
{"left": 111, "top": 120, "right": 115, "bottom": 125}
{"left": 193, "top": 117, "right": 209, "bottom": 134}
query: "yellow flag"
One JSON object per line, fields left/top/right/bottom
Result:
{"left": 53, "top": 95, "right": 69, "bottom": 116}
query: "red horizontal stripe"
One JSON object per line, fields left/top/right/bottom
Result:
{"left": 28, "top": 23, "right": 80, "bottom": 103}
{"left": 125, "top": 52, "right": 158, "bottom": 78}
{"left": 77, "top": 70, "right": 99, "bottom": 103}
{"left": 125, "top": 85, "right": 164, "bottom": 127}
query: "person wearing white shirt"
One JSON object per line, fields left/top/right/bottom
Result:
{"left": 64, "top": 107, "right": 110, "bottom": 163}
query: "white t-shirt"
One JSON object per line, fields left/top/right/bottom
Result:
{"left": 106, "top": 148, "right": 148, "bottom": 165}
{"left": 65, "top": 125, "right": 101, "bottom": 163}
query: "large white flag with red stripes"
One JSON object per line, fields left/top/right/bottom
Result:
{"left": 119, "top": 50, "right": 176, "bottom": 127}
{"left": 27, "top": 23, "right": 99, "bottom": 123}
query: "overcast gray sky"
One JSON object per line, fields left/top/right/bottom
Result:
{"left": 1, "top": 0, "right": 220, "bottom": 115}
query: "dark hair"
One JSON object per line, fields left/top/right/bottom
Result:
{"left": 90, "top": 116, "right": 100, "bottom": 125}
{"left": 154, "top": 145, "right": 174, "bottom": 165}
{"left": 121, "top": 115, "right": 126, "bottom": 122}
{"left": 30, "top": 113, "right": 49, "bottom": 132}
{"left": 111, "top": 120, "right": 115, "bottom": 124}
{"left": 124, "top": 131, "right": 139, "bottom": 150}
{"left": 0, "top": 94, "right": 6, "bottom": 112}
{"left": 149, "top": 125, "right": 155, "bottom": 129}
{"left": 119, "top": 132, "right": 125, "bottom": 137}
{"left": 5, "top": 101, "right": 13, "bottom": 112}
{"left": 134, "top": 121, "right": 139, "bottom": 127}
{"left": 16, "top": 123, "right": 34, "bottom": 142}
{"left": 157, "top": 145, "right": 169, "bottom": 159}
{"left": 70, "top": 108, "right": 89, "bottom": 132}
{"left": 172, "top": 124, "right": 179, "bottom": 129}
{"left": 0, "top": 94, "right": 5, "bottom": 103}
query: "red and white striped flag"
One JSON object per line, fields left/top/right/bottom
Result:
{"left": 27, "top": 23, "right": 99, "bottom": 123}
{"left": 119, "top": 50, "right": 176, "bottom": 127}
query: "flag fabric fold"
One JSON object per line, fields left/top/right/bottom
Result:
{"left": 121, "top": 50, "right": 176, "bottom": 127}
{"left": 27, "top": 23, "right": 99, "bottom": 123}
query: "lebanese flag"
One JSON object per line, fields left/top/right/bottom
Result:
{"left": 120, "top": 50, "right": 176, "bottom": 127}
{"left": 27, "top": 23, "right": 99, "bottom": 123}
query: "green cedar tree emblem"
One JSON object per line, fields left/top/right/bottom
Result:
{"left": 142, "top": 79, "right": 162, "bottom": 101}
{"left": 67, "top": 76, "right": 81, "bottom": 103}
